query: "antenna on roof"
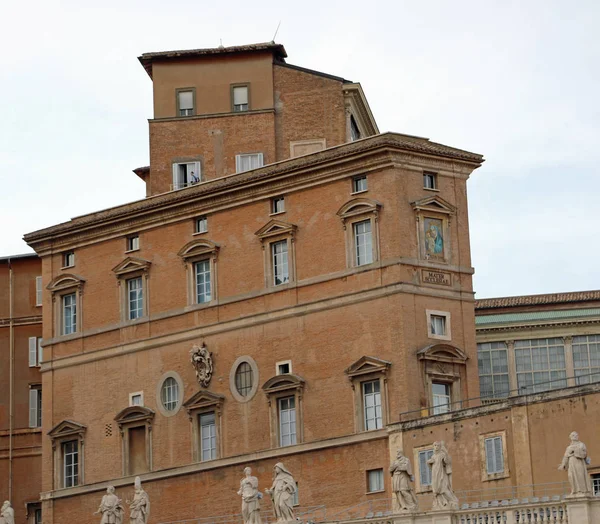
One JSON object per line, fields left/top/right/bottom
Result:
{"left": 219, "top": 38, "right": 224, "bottom": 49}
{"left": 271, "top": 21, "right": 281, "bottom": 43}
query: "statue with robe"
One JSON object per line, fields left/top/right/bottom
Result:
{"left": 95, "top": 486, "right": 124, "bottom": 524}
{"left": 390, "top": 449, "right": 418, "bottom": 511}
{"left": 265, "top": 462, "right": 297, "bottom": 523}
{"left": 559, "top": 431, "right": 592, "bottom": 496}
{"left": 238, "top": 467, "right": 263, "bottom": 524}
{"left": 427, "top": 441, "right": 459, "bottom": 510}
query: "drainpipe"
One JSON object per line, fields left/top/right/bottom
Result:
{"left": 8, "top": 258, "right": 14, "bottom": 502}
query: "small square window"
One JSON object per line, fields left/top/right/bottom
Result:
{"left": 271, "top": 196, "right": 285, "bottom": 214}
{"left": 423, "top": 172, "right": 437, "bottom": 189}
{"left": 352, "top": 175, "right": 368, "bottom": 193}
{"left": 431, "top": 315, "right": 446, "bottom": 336}
{"left": 127, "top": 235, "right": 139, "bottom": 252}
{"left": 177, "top": 89, "right": 194, "bottom": 117}
{"left": 367, "top": 469, "right": 384, "bottom": 492}
{"left": 427, "top": 310, "right": 451, "bottom": 341}
{"left": 129, "top": 392, "right": 143, "bottom": 406}
{"left": 277, "top": 362, "right": 291, "bottom": 375}
{"left": 232, "top": 85, "right": 249, "bottom": 112}
{"left": 63, "top": 251, "right": 75, "bottom": 268}
{"left": 195, "top": 216, "right": 208, "bottom": 234}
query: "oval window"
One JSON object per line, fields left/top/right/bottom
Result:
{"left": 235, "top": 362, "right": 254, "bottom": 397}
{"left": 161, "top": 376, "right": 179, "bottom": 411}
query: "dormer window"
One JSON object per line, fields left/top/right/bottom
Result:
{"left": 232, "top": 85, "right": 249, "bottom": 112}
{"left": 177, "top": 89, "right": 195, "bottom": 117}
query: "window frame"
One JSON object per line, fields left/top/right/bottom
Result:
{"left": 426, "top": 310, "right": 452, "bottom": 341}
{"left": 126, "top": 234, "right": 140, "bottom": 253}
{"left": 337, "top": 198, "right": 381, "bottom": 269}
{"left": 431, "top": 382, "right": 452, "bottom": 415}
{"left": 413, "top": 445, "right": 434, "bottom": 493}
{"left": 129, "top": 391, "right": 144, "bottom": 407}
{"left": 183, "top": 390, "right": 225, "bottom": 462}
{"left": 112, "top": 257, "right": 151, "bottom": 323}
{"left": 35, "top": 276, "right": 43, "bottom": 307}
{"left": 28, "top": 336, "right": 42, "bottom": 367}
{"left": 366, "top": 468, "right": 385, "bottom": 494}
{"left": 194, "top": 216, "right": 208, "bottom": 235}
{"left": 352, "top": 175, "right": 368, "bottom": 194}
{"left": 278, "top": 395, "right": 297, "bottom": 447}
{"left": 48, "top": 420, "right": 86, "bottom": 490}
{"left": 514, "top": 338, "right": 567, "bottom": 394}
{"left": 229, "top": 356, "right": 259, "bottom": 403}
{"left": 423, "top": 172, "right": 438, "bottom": 190}
{"left": 479, "top": 431, "right": 510, "bottom": 481}
{"left": 271, "top": 196, "right": 285, "bottom": 215}
{"left": 126, "top": 276, "right": 144, "bottom": 320}
{"left": 155, "top": 371, "right": 184, "bottom": 417}
{"left": 236, "top": 152, "right": 264, "bottom": 173}
{"left": 172, "top": 160, "right": 202, "bottom": 190}
{"left": 47, "top": 274, "right": 85, "bottom": 339}
{"left": 231, "top": 83, "right": 250, "bottom": 112}
{"left": 262, "top": 374, "right": 305, "bottom": 448}
{"left": 362, "top": 379, "right": 383, "bottom": 431}
{"left": 255, "top": 220, "right": 297, "bottom": 289}
{"left": 176, "top": 87, "right": 196, "bottom": 117}
{"left": 114, "top": 405, "right": 155, "bottom": 476}
{"left": 62, "top": 251, "right": 75, "bottom": 269}
{"left": 62, "top": 439, "right": 79, "bottom": 488}
{"left": 276, "top": 360, "right": 292, "bottom": 375}
{"left": 29, "top": 384, "right": 42, "bottom": 429}
{"left": 477, "top": 342, "right": 511, "bottom": 400}
{"left": 178, "top": 240, "right": 219, "bottom": 307}
{"left": 412, "top": 196, "right": 456, "bottom": 264}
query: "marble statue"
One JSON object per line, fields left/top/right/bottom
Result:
{"left": 427, "top": 441, "right": 459, "bottom": 511}
{"left": 95, "top": 486, "right": 124, "bottom": 524}
{"left": 127, "top": 477, "right": 150, "bottom": 524}
{"left": 390, "top": 449, "right": 418, "bottom": 511}
{"left": 559, "top": 431, "right": 592, "bottom": 496}
{"left": 190, "top": 343, "right": 213, "bottom": 387}
{"left": 265, "top": 462, "right": 297, "bottom": 523}
{"left": 0, "top": 501, "right": 15, "bottom": 524}
{"left": 238, "top": 467, "right": 263, "bottom": 524}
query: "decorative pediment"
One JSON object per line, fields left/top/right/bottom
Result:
{"left": 337, "top": 198, "right": 382, "bottom": 223}
{"left": 47, "top": 274, "right": 85, "bottom": 292}
{"left": 114, "top": 406, "right": 155, "bottom": 428}
{"left": 262, "top": 373, "right": 305, "bottom": 394}
{"left": 411, "top": 196, "right": 456, "bottom": 215}
{"left": 111, "top": 256, "right": 151, "bottom": 277}
{"left": 178, "top": 240, "right": 220, "bottom": 260}
{"left": 345, "top": 355, "right": 391, "bottom": 378}
{"left": 255, "top": 220, "right": 297, "bottom": 242}
{"left": 48, "top": 419, "right": 87, "bottom": 439}
{"left": 183, "top": 390, "right": 225, "bottom": 416}
{"left": 417, "top": 343, "right": 468, "bottom": 364}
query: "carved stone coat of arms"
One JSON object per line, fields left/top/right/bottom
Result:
{"left": 190, "top": 343, "right": 213, "bottom": 388}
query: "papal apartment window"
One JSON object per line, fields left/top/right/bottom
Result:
{"left": 352, "top": 175, "right": 368, "bottom": 194}
{"left": 195, "top": 216, "right": 208, "bottom": 234}
{"left": 232, "top": 85, "right": 249, "bottom": 112}
{"left": 126, "top": 235, "right": 139, "bottom": 252}
{"left": 478, "top": 342, "right": 510, "bottom": 400}
{"left": 363, "top": 380, "right": 382, "bottom": 430}
{"left": 200, "top": 412, "right": 217, "bottom": 461}
{"left": 418, "top": 449, "right": 434, "bottom": 487}
{"left": 271, "top": 240, "right": 289, "bottom": 286}
{"left": 127, "top": 277, "right": 144, "bottom": 320}
{"left": 235, "top": 362, "right": 254, "bottom": 398}
{"left": 484, "top": 436, "right": 505, "bottom": 475}
{"left": 515, "top": 338, "right": 567, "bottom": 394}
{"left": 29, "top": 337, "right": 42, "bottom": 367}
{"left": 367, "top": 469, "right": 384, "bottom": 493}
{"left": 278, "top": 396, "right": 297, "bottom": 446}
{"left": 62, "top": 293, "right": 77, "bottom": 335}
{"left": 161, "top": 377, "right": 180, "bottom": 412}
{"left": 29, "top": 385, "right": 42, "bottom": 428}
{"left": 35, "top": 276, "right": 43, "bottom": 306}
{"left": 172, "top": 161, "right": 201, "bottom": 190}
{"left": 236, "top": 153, "right": 264, "bottom": 173}
{"left": 432, "top": 382, "right": 451, "bottom": 415}
{"left": 353, "top": 220, "right": 373, "bottom": 266}
{"left": 271, "top": 196, "right": 285, "bottom": 214}
{"left": 572, "top": 335, "right": 600, "bottom": 385}
{"left": 63, "top": 440, "right": 79, "bottom": 488}
{"left": 63, "top": 251, "right": 75, "bottom": 268}
{"left": 194, "top": 259, "right": 212, "bottom": 304}
{"left": 423, "top": 172, "right": 437, "bottom": 190}
{"left": 177, "top": 89, "right": 194, "bottom": 117}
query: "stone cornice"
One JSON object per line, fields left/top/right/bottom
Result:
{"left": 24, "top": 133, "right": 483, "bottom": 255}
{"left": 475, "top": 317, "right": 600, "bottom": 333}
{"left": 0, "top": 315, "right": 42, "bottom": 327}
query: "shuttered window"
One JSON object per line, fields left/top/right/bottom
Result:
{"left": 29, "top": 337, "right": 37, "bottom": 367}
{"left": 485, "top": 436, "right": 504, "bottom": 474}
{"left": 29, "top": 387, "right": 42, "bottom": 428}
{"left": 232, "top": 86, "right": 249, "bottom": 111}
{"left": 236, "top": 153, "right": 263, "bottom": 173}
{"left": 35, "top": 276, "right": 43, "bottom": 306}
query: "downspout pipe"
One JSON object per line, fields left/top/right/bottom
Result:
{"left": 8, "top": 257, "right": 14, "bottom": 502}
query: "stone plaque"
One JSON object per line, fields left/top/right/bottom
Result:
{"left": 421, "top": 269, "right": 451, "bottom": 286}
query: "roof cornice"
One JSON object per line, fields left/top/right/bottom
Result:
{"left": 476, "top": 290, "right": 600, "bottom": 310}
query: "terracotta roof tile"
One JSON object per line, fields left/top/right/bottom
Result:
{"left": 475, "top": 291, "right": 600, "bottom": 310}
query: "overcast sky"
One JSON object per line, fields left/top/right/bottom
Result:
{"left": 1, "top": 0, "right": 598, "bottom": 298}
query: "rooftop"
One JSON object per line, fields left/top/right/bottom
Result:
{"left": 475, "top": 290, "right": 600, "bottom": 310}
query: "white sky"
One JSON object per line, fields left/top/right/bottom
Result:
{"left": 1, "top": 0, "right": 598, "bottom": 298}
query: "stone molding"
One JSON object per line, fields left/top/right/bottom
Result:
{"left": 0, "top": 315, "right": 42, "bottom": 327}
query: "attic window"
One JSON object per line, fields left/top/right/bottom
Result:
{"left": 350, "top": 115, "right": 361, "bottom": 141}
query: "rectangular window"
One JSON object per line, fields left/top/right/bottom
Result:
{"left": 418, "top": 449, "right": 434, "bottom": 486}
{"left": 352, "top": 175, "right": 368, "bottom": 193}
{"left": 592, "top": 473, "right": 600, "bottom": 496}
{"left": 62, "top": 293, "right": 77, "bottom": 335}
{"left": 29, "top": 336, "right": 42, "bottom": 367}
{"left": 353, "top": 220, "right": 373, "bottom": 266}
{"left": 35, "top": 276, "right": 43, "bottom": 306}
{"left": 128, "top": 426, "right": 148, "bottom": 475}
{"left": 35, "top": 508, "right": 42, "bottom": 524}
{"left": 200, "top": 412, "right": 217, "bottom": 461}
{"left": 292, "top": 483, "right": 299, "bottom": 506}
{"left": 367, "top": 469, "right": 384, "bottom": 492}
{"left": 572, "top": 335, "right": 600, "bottom": 385}
{"left": 195, "top": 216, "right": 208, "bottom": 234}
{"left": 485, "top": 436, "right": 505, "bottom": 474}
{"left": 177, "top": 90, "right": 194, "bottom": 117}
{"left": 130, "top": 394, "right": 143, "bottom": 406}
{"left": 232, "top": 85, "right": 249, "bottom": 112}
{"left": 478, "top": 342, "right": 510, "bottom": 399}
{"left": 172, "top": 161, "right": 201, "bottom": 190}
{"left": 350, "top": 115, "right": 361, "bottom": 141}
{"left": 277, "top": 362, "right": 291, "bottom": 375}
{"left": 271, "top": 240, "right": 289, "bottom": 286}
{"left": 271, "top": 196, "right": 285, "bottom": 214}
{"left": 278, "top": 396, "right": 297, "bottom": 446}
{"left": 236, "top": 153, "right": 264, "bottom": 173}
{"left": 127, "top": 235, "right": 139, "bottom": 252}
{"left": 63, "top": 251, "right": 75, "bottom": 268}
{"left": 29, "top": 386, "right": 42, "bottom": 428}
{"left": 430, "top": 315, "right": 446, "bottom": 336}
{"left": 432, "top": 382, "right": 451, "bottom": 415}
{"left": 195, "top": 260, "right": 212, "bottom": 304}
{"left": 127, "top": 277, "right": 144, "bottom": 320}
{"left": 423, "top": 172, "right": 437, "bottom": 189}
{"left": 63, "top": 440, "right": 79, "bottom": 487}
{"left": 515, "top": 338, "right": 567, "bottom": 393}
{"left": 362, "top": 380, "right": 382, "bottom": 430}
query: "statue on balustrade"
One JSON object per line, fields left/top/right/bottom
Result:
{"left": 427, "top": 441, "right": 459, "bottom": 511}
{"left": 0, "top": 501, "right": 15, "bottom": 524}
{"left": 390, "top": 449, "right": 418, "bottom": 511}
{"left": 265, "top": 462, "right": 297, "bottom": 523}
{"left": 95, "top": 486, "right": 124, "bottom": 524}
{"left": 127, "top": 477, "right": 150, "bottom": 524}
{"left": 238, "top": 467, "right": 263, "bottom": 524}
{"left": 559, "top": 431, "right": 592, "bottom": 496}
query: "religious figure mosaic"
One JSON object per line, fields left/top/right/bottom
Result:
{"left": 423, "top": 217, "right": 444, "bottom": 259}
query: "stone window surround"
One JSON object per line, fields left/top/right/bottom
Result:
{"left": 183, "top": 390, "right": 225, "bottom": 463}
{"left": 412, "top": 195, "right": 456, "bottom": 265}
{"left": 176, "top": 87, "right": 196, "bottom": 117}
{"left": 129, "top": 391, "right": 144, "bottom": 407}
{"left": 48, "top": 420, "right": 87, "bottom": 490}
{"left": 479, "top": 430, "right": 510, "bottom": 482}
{"left": 230, "top": 82, "right": 251, "bottom": 112}
{"left": 114, "top": 405, "right": 155, "bottom": 476}
{"left": 229, "top": 355, "right": 260, "bottom": 403}
{"left": 178, "top": 240, "right": 220, "bottom": 306}
{"left": 413, "top": 443, "right": 434, "bottom": 493}
{"left": 336, "top": 198, "right": 382, "bottom": 269}
{"left": 155, "top": 371, "right": 184, "bottom": 417}
{"left": 426, "top": 309, "right": 452, "bottom": 341}
{"left": 255, "top": 220, "right": 297, "bottom": 289}
{"left": 111, "top": 257, "right": 151, "bottom": 323}
{"left": 262, "top": 374, "right": 305, "bottom": 448}
{"left": 345, "top": 356, "right": 391, "bottom": 433}
{"left": 276, "top": 359, "right": 292, "bottom": 375}
{"left": 47, "top": 274, "right": 85, "bottom": 338}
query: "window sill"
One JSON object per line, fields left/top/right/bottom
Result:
{"left": 366, "top": 489, "right": 385, "bottom": 495}
{"left": 125, "top": 249, "right": 140, "bottom": 254}
{"left": 428, "top": 333, "right": 452, "bottom": 341}
{"left": 192, "top": 231, "right": 208, "bottom": 236}
{"left": 416, "top": 486, "right": 433, "bottom": 494}
{"left": 35, "top": 304, "right": 42, "bottom": 308}
{"left": 423, "top": 187, "right": 440, "bottom": 192}
{"left": 60, "top": 266, "right": 74, "bottom": 270}
{"left": 269, "top": 210, "right": 286, "bottom": 217}
{"left": 483, "top": 472, "right": 510, "bottom": 482}
{"left": 351, "top": 189, "right": 368, "bottom": 195}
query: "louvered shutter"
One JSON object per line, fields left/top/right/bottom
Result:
{"left": 29, "top": 389, "right": 38, "bottom": 427}
{"left": 37, "top": 338, "right": 43, "bottom": 365}
{"left": 36, "top": 276, "right": 43, "bottom": 306}
{"left": 494, "top": 437, "right": 504, "bottom": 473}
{"left": 28, "top": 337, "right": 37, "bottom": 367}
